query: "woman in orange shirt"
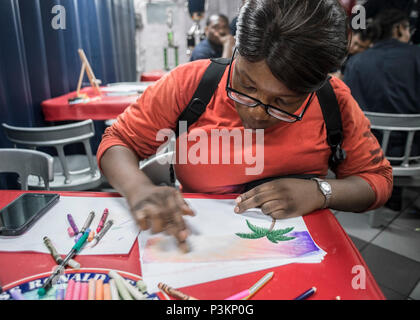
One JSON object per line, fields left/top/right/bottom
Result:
{"left": 98, "top": 0, "right": 393, "bottom": 251}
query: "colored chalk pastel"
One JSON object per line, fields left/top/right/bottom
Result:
{"left": 95, "top": 279, "right": 104, "bottom": 300}
{"left": 10, "top": 288, "right": 25, "bottom": 300}
{"left": 88, "top": 230, "right": 95, "bottom": 242}
{"left": 55, "top": 286, "right": 65, "bottom": 300}
{"left": 80, "top": 282, "right": 89, "bottom": 300}
{"left": 64, "top": 279, "right": 75, "bottom": 300}
{"left": 74, "top": 233, "right": 82, "bottom": 243}
{"left": 67, "top": 214, "right": 79, "bottom": 234}
{"left": 136, "top": 280, "right": 147, "bottom": 293}
{"left": 124, "top": 279, "right": 147, "bottom": 300}
{"left": 109, "top": 279, "right": 120, "bottom": 300}
{"left": 108, "top": 270, "right": 132, "bottom": 300}
{"left": 73, "top": 281, "right": 81, "bottom": 300}
{"left": 103, "top": 283, "right": 112, "bottom": 300}
{"left": 67, "top": 259, "right": 81, "bottom": 270}
{"left": 67, "top": 227, "right": 75, "bottom": 237}
{"left": 88, "top": 279, "right": 96, "bottom": 300}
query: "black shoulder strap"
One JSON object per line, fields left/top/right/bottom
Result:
{"left": 316, "top": 79, "right": 346, "bottom": 168}
{"left": 175, "top": 58, "right": 230, "bottom": 138}
{"left": 170, "top": 58, "right": 230, "bottom": 184}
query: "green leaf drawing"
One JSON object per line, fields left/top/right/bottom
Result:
{"left": 235, "top": 220, "right": 295, "bottom": 244}
{"left": 245, "top": 219, "right": 269, "bottom": 237}
{"left": 235, "top": 232, "right": 266, "bottom": 240}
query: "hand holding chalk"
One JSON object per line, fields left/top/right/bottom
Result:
{"left": 129, "top": 186, "right": 195, "bottom": 253}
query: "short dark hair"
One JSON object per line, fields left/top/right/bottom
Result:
{"left": 370, "top": 9, "right": 409, "bottom": 42}
{"left": 236, "top": 0, "right": 349, "bottom": 94}
{"left": 206, "top": 14, "right": 229, "bottom": 26}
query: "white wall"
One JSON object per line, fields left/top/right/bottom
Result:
{"left": 134, "top": 0, "right": 243, "bottom": 77}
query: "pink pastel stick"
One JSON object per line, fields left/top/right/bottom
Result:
{"left": 225, "top": 289, "right": 250, "bottom": 300}
{"left": 80, "top": 282, "right": 89, "bottom": 300}
{"left": 88, "top": 279, "right": 96, "bottom": 300}
{"left": 73, "top": 281, "right": 81, "bottom": 300}
{"left": 64, "top": 279, "right": 75, "bottom": 300}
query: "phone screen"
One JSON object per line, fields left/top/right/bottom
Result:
{"left": 0, "top": 193, "right": 60, "bottom": 235}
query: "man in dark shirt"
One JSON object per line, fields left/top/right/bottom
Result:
{"left": 363, "top": 0, "right": 420, "bottom": 44}
{"left": 344, "top": 9, "right": 420, "bottom": 210}
{"left": 344, "top": 11, "right": 420, "bottom": 115}
{"left": 190, "top": 14, "right": 235, "bottom": 61}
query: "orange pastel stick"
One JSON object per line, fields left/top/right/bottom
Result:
{"left": 95, "top": 279, "right": 104, "bottom": 300}
{"left": 103, "top": 283, "right": 112, "bottom": 300}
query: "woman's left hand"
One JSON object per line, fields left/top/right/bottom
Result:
{"left": 234, "top": 178, "right": 325, "bottom": 219}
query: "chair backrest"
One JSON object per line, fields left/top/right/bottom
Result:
{"left": 140, "top": 151, "right": 175, "bottom": 186}
{"left": 0, "top": 148, "right": 54, "bottom": 190}
{"left": 364, "top": 111, "right": 420, "bottom": 178}
{"left": 2, "top": 120, "right": 99, "bottom": 189}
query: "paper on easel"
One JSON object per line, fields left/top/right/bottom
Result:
{"left": 138, "top": 198, "right": 326, "bottom": 293}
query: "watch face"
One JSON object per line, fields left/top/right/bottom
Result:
{"left": 320, "top": 182, "right": 331, "bottom": 193}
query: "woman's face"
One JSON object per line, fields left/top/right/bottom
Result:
{"left": 231, "top": 55, "right": 310, "bottom": 130}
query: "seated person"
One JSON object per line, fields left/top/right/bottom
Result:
{"left": 230, "top": 0, "right": 247, "bottom": 36}
{"left": 344, "top": 9, "right": 420, "bottom": 156}
{"left": 344, "top": 9, "right": 420, "bottom": 210}
{"left": 190, "top": 14, "right": 235, "bottom": 61}
{"left": 331, "top": 27, "right": 375, "bottom": 79}
{"left": 99, "top": 0, "right": 393, "bottom": 251}
{"left": 363, "top": 0, "right": 420, "bottom": 44}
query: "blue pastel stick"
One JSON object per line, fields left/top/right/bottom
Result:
{"left": 294, "top": 287, "right": 317, "bottom": 300}
{"left": 10, "top": 287, "right": 25, "bottom": 300}
{"left": 55, "top": 283, "right": 66, "bottom": 300}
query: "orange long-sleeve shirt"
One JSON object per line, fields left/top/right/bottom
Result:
{"left": 97, "top": 59, "right": 393, "bottom": 210}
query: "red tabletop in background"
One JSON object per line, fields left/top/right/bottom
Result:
{"left": 41, "top": 87, "right": 138, "bottom": 122}
{"left": 0, "top": 190, "right": 385, "bottom": 300}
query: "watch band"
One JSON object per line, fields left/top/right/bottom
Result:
{"left": 311, "top": 178, "right": 332, "bottom": 209}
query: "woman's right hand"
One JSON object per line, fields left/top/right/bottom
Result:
{"left": 128, "top": 186, "right": 195, "bottom": 252}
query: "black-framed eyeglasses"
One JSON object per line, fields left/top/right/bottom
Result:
{"left": 225, "top": 47, "right": 315, "bottom": 123}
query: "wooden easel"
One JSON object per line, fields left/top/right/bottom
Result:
{"left": 76, "top": 49, "right": 101, "bottom": 97}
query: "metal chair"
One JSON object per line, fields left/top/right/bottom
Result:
{"left": 0, "top": 148, "right": 54, "bottom": 190}
{"left": 2, "top": 120, "right": 102, "bottom": 191}
{"left": 140, "top": 151, "right": 176, "bottom": 187}
{"left": 139, "top": 135, "right": 178, "bottom": 187}
{"left": 364, "top": 111, "right": 420, "bottom": 227}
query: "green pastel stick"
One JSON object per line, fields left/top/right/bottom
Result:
{"left": 136, "top": 280, "right": 147, "bottom": 293}
{"left": 108, "top": 270, "right": 132, "bottom": 300}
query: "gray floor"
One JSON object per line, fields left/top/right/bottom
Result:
{"left": 333, "top": 187, "right": 420, "bottom": 300}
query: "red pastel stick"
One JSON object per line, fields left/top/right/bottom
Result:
{"left": 96, "top": 209, "right": 109, "bottom": 233}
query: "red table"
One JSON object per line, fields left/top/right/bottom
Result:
{"left": 0, "top": 190, "right": 385, "bottom": 300}
{"left": 41, "top": 87, "right": 139, "bottom": 121}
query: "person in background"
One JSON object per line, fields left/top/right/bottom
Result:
{"left": 230, "top": 0, "right": 247, "bottom": 36}
{"left": 331, "top": 26, "right": 375, "bottom": 79}
{"left": 363, "top": 0, "right": 420, "bottom": 44}
{"left": 190, "top": 14, "right": 235, "bottom": 61}
{"left": 344, "top": 9, "right": 420, "bottom": 210}
{"left": 344, "top": 9, "right": 419, "bottom": 116}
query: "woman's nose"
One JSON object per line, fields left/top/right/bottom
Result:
{"left": 248, "top": 105, "right": 270, "bottom": 121}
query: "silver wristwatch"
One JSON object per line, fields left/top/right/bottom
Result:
{"left": 311, "top": 178, "right": 332, "bottom": 209}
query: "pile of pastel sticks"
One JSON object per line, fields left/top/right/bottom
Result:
{"left": 56, "top": 270, "right": 149, "bottom": 300}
